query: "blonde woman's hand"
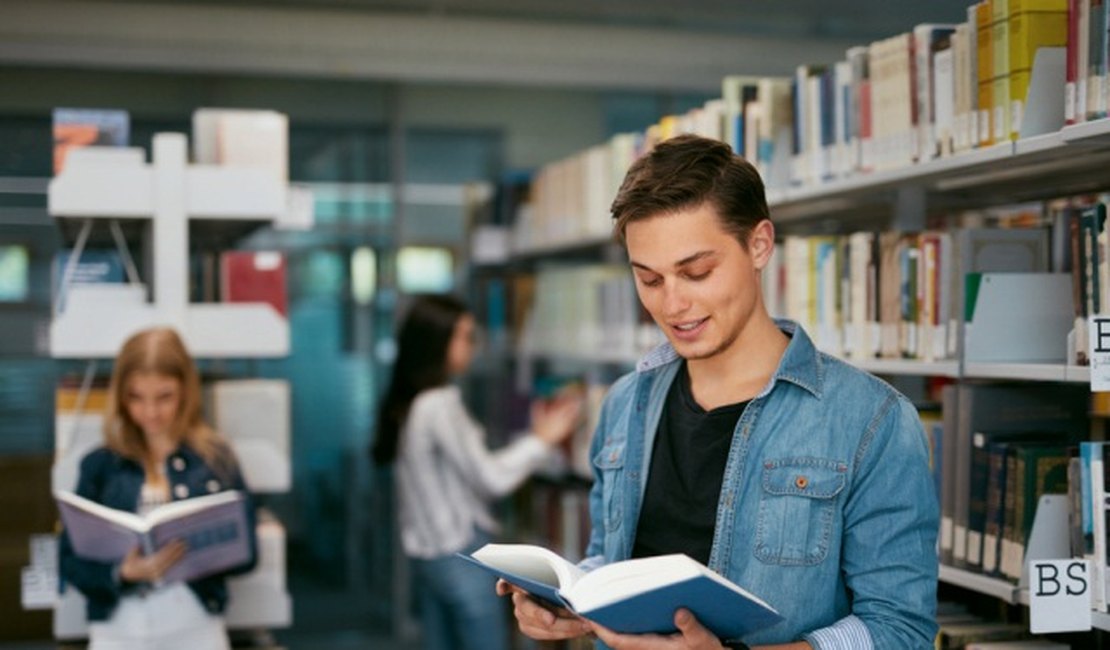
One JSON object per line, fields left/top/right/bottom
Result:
{"left": 118, "top": 540, "right": 187, "bottom": 583}
{"left": 530, "top": 389, "right": 584, "bottom": 446}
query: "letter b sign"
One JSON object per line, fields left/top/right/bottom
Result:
{"left": 1029, "top": 560, "right": 1092, "bottom": 633}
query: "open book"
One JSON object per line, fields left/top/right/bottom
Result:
{"left": 56, "top": 489, "right": 251, "bottom": 583}
{"left": 460, "top": 543, "right": 782, "bottom": 640}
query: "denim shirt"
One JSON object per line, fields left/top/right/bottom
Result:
{"left": 582, "top": 321, "right": 938, "bottom": 649}
{"left": 58, "top": 444, "right": 259, "bottom": 622}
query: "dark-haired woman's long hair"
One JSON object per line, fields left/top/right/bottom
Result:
{"left": 371, "top": 294, "right": 468, "bottom": 465}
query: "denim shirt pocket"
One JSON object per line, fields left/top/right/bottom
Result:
{"left": 592, "top": 442, "right": 626, "bottom": 534}
{"left": 754, "top": 457, "right": 847, "bottom": 566}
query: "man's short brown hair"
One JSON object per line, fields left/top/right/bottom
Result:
{"left": 610, "top": 134, "right": 769, "bottom": 247}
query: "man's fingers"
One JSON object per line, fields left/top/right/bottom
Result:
{"left": 511, "top": 591, "right": 555, "bottom": 626}
{"left": 674, "top": 608, "right": 716, "bottom": 645}
{"left": 507, "top": 591, "right": 593, "bottom": 640}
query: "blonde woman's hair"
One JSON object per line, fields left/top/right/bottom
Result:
{"left": 105, "top": 327, "right": 233, "bottom": 480}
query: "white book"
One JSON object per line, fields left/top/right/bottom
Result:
{"left": 57, "top": 489, "right": 251, "bottom": 583}
{"left": 462, "top": 543, "right": 781, "bottom": 640}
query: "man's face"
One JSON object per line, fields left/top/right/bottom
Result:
{"left": 625, "top": 203, "right": 772, "bottom": 363}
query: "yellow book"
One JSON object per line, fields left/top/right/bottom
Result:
{"left": 658, "top": 115, "right": 679, "bottom": 142}
{"left": 56, "top": 387, "right": 109, "bottom": 413}
{"left": 1008, "top": 0, "right": 1068, "bottom": 138}
{"left": 990, "top": 0, "right": 1011, "bottom": 142}
{"left": 976, "top": 2, "right": 994, "bottom": 145}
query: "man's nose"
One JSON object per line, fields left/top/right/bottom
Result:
{"left": 661, "top": 281, "right": 690, "bottom": 316}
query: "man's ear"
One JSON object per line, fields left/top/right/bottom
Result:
{"left": 749, "top": 219, "right": 776, "bottom": 271}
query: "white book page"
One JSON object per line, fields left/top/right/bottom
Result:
{"left": 145, "top": 490, "right": 243, "bottom": 528}
{"left": 55, "top": 490, "right": 146, "bottom": 532}
{"left": 566, "top": 554, "right": 774, "bottom": 614}
{"left": 471, "top": 544, "right": 585, "bottom": 591}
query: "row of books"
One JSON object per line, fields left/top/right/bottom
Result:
{"left": 469, "top": 271, "right": 539, "bottom": 354}
{"left": 521, "top": 264, "right": 662, "bottom": 361}
{"left": 509, "top": 480, "right": 591, "bottom": 565}
{"left": 1062, "top": 195, "right": 1110, "bottom": 364}
{"left": 763, "top": 223, "right": 1050, "bottom": 362}
{"left": 511, "top": 133, "right": 639, "bottom": 252}
{"left": 190, "top": 250, "right": 288, "bottom": 316}
{"left": 512, "top": 0, "right": 1104, "bottom": 245}
{"left": 935, "top": 606, "right": 1069, "bottom": 648}
{"left": 793, "top": 0, "right": 1072, "bottom": 181}
{"left": 1076, "top": 441, "right": 1110, "bottom": 611}
{"left": 52, "top": 107, "right": 288, "bottom": 182}
{"left": 53, "top": 248, "right": 288, "bottom": 317}
{"left": 935, "top": 383, "right": 1090, "bottom": 586}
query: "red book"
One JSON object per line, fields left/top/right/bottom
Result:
{"left": 220, "top": 251, "right": 287, "bottom": 317}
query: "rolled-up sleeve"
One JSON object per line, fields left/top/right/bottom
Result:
{"left": 833, "top": 395, "right": 939, "bottom": 649}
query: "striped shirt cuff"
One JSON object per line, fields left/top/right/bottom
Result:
{"left": 802, "top": 615, "right": 872, "bottom": 650}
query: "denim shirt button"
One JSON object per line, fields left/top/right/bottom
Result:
{"left": 172, "top": 457, "right": 186, "bottom": 472}
{"left": 795, "top": 476, "right": 809, "bottom": 490}
{"left": 174, "top": 484, "right": 189, "bottom": 499}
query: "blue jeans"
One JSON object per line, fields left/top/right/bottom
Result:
{"left": 410, "top": 531, "right": 508, "bottom": 650}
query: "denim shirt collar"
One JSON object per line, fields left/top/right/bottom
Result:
{"left": 635, "top": 318, "right": 823, "bottom": 399}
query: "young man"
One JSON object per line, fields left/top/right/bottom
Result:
{"left": 498, "top": 134, "right": 939, "bottom": 649}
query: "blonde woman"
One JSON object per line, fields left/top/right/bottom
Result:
{"left": 58, "top": 327, "right": 257, "bottom": 650}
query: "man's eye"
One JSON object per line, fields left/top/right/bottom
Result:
{"left": 639, "top": 276, "right": 662, "bottom": 287}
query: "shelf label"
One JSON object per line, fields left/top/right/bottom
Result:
{"left": 1028, "top": 559, "right": 1091, "bottom": 633}
{"left": 1089, "top": 316, "right": 1110, "bottom": 391}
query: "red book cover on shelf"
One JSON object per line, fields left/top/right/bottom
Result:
{"left": 220, "top": 251, "right": 287, "bottom": 316}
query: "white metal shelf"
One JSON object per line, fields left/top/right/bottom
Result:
{"left": 48, "top": 133, "right": 305, "bottom": 359}
{"left": 1015, "top": 585, "right": 1110, "bottom": 632}
{"left": 1094, "top": 610, "right": 1110, "bottom": 632}
{"left": 1065, "top": 365, "right": 1092, "bottom": 383}
{"left": 849, "top": 358, "right": 961, "bottom": 378}
{"left": 963, "top": 362, "right": 1070, "bottom": 382}
{"left": 769, "top": 142, "right": 1016, "bottom": 221}
{"left": 1013, "top": 130, "right": 1066, "bottom": 156}
{"left": 1061, "top": 117, "right": 1110, "bottom": 144}
{"left": 49, "top": 286, "right": 290, "bottom": 358}
{"left": 940, "top": 570, "right": 1110, "bottom": 633}
{"left": 938, "top": 564, "right": 1020, "bottom": 604}
{"left": 523, "top": 346, "right": 640, "bottom": 366}
{"left": 511, "top": 233, "right": 617, "bottom": 260}
{"left": 50, "top": 149, "right": 287, "bottom": 221}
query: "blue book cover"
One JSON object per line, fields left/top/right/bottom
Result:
{"left": 459, "top": 544, "right": 782, "bottom": 641}
{"left": 52, "top": 249, "right": 127, "bottom": 300}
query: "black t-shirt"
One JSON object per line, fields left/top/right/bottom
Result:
{"left": 631, "top": 363, "right": 748, "bottom": 565}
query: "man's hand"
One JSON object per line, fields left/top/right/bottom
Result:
{"left": 495, "top": 579, "right": 593, "bottom": 641}
{"left": 589, "top": 608, "right": 725, "bottom": 649}
{"left": 118, "top": 540, "right": 187, "bottom": 583}
{"left": 591, "top": 609, "right": 815, "bottom": 650}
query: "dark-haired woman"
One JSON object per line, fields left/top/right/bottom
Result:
{"left": 372, "top": 295, "right": 580, "bottom": 650}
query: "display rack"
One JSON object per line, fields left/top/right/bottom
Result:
{"left": 47, "top": 128, "right": 309, "bottom": 639}
{"left": 48, "top": 133, "right": 308, "bottom": 358}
